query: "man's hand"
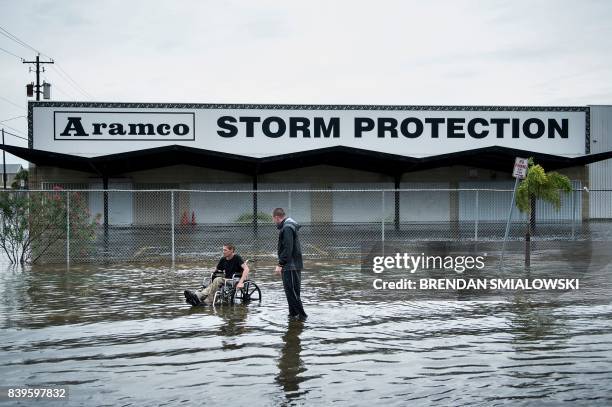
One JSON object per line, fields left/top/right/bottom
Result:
{"left": 236, "top": 280, "right": 244, "bottom": 289}
{"left": 274, "top": 265, "right": 282, "bottom": 276}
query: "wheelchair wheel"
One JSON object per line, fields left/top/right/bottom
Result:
{"left": 212, "top": 290, "right": 221, "bottom": 305}
{"left": 234, "top": 280, "right": 261, "bottom": 303}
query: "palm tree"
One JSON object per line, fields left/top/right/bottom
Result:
{"left": 515, "top": 158, "right": 572, "bottom": 267}
{"left": 11, "top": 168, "right": 28, "bottom": 189}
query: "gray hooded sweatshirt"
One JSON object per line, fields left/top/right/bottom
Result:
{"left": 277, "top": 217, "right": 304, "bottom": 271}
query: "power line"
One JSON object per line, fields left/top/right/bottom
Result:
{"left": 57, "top": 63, "right": 93, "bottom": 99}
{"left": 1, "top": 128, "right": 28, "bottom": 142}
{"left": 0, "top": 25, "right": 92, "bottom": 100}
{"left": 0, "top": 28, "right": 36, "bottom": 52}
{"left": 0, "top": 45, "right": 24, "bottom": 59}
{"left": 43, "top": 73, "right": 79, "bottom": 100}
{"left": 52, "top": 85, "right": 72, "bottom": 99}
{"left": 0, "top": 115, "right": 26, "bottom": 123}
{"left": 51, "top": 65, "right": 93, "bottom": 99}
{"left": 0, "top": 25, "right": 49, "bottom": 58}
{"left": 49, "top": 66, "right": 82, "bottom": 98}
{"left": 0, "top": 96, "right": 25, "bottom": 110}
{"left": 0, "top": 122, "right": 26, "bottom": 136}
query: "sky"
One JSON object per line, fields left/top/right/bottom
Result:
{"left": 1, "top": 0, "right": 611, "bottom": 165}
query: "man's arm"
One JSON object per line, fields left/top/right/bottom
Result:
{"left": 277, "top": 228, "right": 294, "bottom": 267}
{"left": 237, "top": 261, "right": 250, "bottom": 288}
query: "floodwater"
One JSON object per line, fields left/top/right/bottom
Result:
{"left": 1, "top": 252, "right": 612, "bottom": 406}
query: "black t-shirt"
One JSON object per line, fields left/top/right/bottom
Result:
{"left": 216, "top": 254, "right": 245, "bottom": 279}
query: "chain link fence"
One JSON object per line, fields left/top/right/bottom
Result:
{"left": 1, "top": 188, "right": 610, "bottom": 264}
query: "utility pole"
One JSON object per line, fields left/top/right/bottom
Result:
{"left": 2, "top": 128, "right": 6, "bottom": 189}
{"left": 22, "top": 54, "right": 54, "bottom": 101}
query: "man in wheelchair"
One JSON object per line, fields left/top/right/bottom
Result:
{"left": 184, "top": 243, "right": 250, "bottom": 306}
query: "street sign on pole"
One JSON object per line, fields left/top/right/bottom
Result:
{"left": 500, "top": 157, "right": 529, "bottom": 270}
{"left": 512, "top": 157, "right": 529, "bottom": 179}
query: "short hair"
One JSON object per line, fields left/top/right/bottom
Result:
{"left": 223, "top": 243, "right": 236, "bottom": 251}
{"left": 272, "top": 207, "right": 285, "bottom": 217}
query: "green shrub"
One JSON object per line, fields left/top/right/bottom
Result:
{"left": 235, "top": 212, "right": 273, "bottom": 223}
{"left": 0, "top": 188, "right": 98, "bottom": 264}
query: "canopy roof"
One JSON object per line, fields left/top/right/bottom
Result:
{"left": 2, "top": 144, "right": 611, "bottom": 177}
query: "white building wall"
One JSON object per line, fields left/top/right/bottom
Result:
{"left": 190, "top": 183, "right": 252, "bottom": 224}
{"left": 399, "top": 182, "right": 450, "bottom": 222}
{"left": 89, "top": 180, "right": 134, "bottom": 225}
{"left": 332, "top": 183, "right": 394, "bottom": 222}
{"left": 589, "top": 105, "right": 612, "bottom": 218}
{"left": 188, "top": 183, "right": 313, "bottom": 224}
{"left": 459, "top": 180, "right": 581, "bottom": 222}
{"left": 258, "top": 184, "right": 312, "bottom": 223}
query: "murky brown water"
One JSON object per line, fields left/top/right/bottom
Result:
{"left": 1, "top": 253, "right": 612, "bottom": 406}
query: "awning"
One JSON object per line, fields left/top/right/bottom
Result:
{"left": 2, "top": 144, "right": 612, "bottom": 177}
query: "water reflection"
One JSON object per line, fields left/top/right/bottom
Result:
{"left": 0, "top": 258, "right": 611, "bottom": 405}
{"left": 276, "top": 320, "right": 307, "bottom": 402}
{"left": 509, "top": 296, "right": 563, "bottom": 342}
{"left": 214, "top": 304, "right": 249, "bottom": 338}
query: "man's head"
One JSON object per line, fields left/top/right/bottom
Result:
{"left": 222, "top": 243, "right": 236, "bottom": 259}
{"left": 272, "top": 207, "right": 286, "bottom": 225}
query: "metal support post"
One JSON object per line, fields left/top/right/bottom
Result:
{"left": 500, "top": 177, "right": 520, "bottom": 270}
{"left": 2, "top": 129, "right": 6, "bottom": 190}
{"left": 394, "top": 175, "right": 401, "bottom": 231}
{"left": 571, "top": 188, "right": 576, "bottom": 240}
{"left": 171, "top": 191, "right": 175, "bottom": 265}
{"left": 381, "top": 191, "right": 385, "bottom": 244}
{"left": 103, "top": 176, "right": 109, "bottom": 254}
{"left": 474, "top": 190, "right": 479, "bottom": 241}
{"left": 66, "top": 191, "right": 70, "bottom": 266}
{"left": 252, "top": 174, "right": 258, "bottom": 237}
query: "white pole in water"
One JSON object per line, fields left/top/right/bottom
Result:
{"left": 500, "top": 157, "right": 528, "bottom": 270}
{"left": 474, "top": 190, "right": 479, "bottom": 241}
{"left": 381, "top": 191, "right": 385, "bottom": 244}
{"left": 66, "top": 191, "right": 70, "bottom": 266}
{"left": 171, "top": 191, "right": 175, "bottom": 266}
{"left": 500, "top": 177, "right": 520, "bottom": 270}
{"left": 571, "top": 186, "right": 576, "bottom": 240}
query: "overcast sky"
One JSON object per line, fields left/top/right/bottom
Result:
{"left": 1, "top": 0, "right": 611, "bottom": 164}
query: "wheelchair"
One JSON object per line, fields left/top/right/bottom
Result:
{"left": 202, "top": 271, "right": 262, "bottom": 306}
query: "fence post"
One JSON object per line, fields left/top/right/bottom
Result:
{"left": 66, "top": 191, "right": 70, "bottom": 266}
{"left": 103, "top": 177, "right": 109, "bottom": 253}
{"left": 474, "top": 190, "right": 479, "bottom": 241}
{"left": 571, "top": 187, "right": 576, "bottom": 240}
{"left": 0, "top": 191, "right": 4, "bottom": 241}
{"left": 288, "top": 191, "right": 292, "bottom": 215}
{"left": 381, "top": 190, "right": 385, "bottom": 244}
{"left": 171, "top": 190, "right": 175, "bottom": 265}
{"left": 394, "top": 175, "right": 401, "bottom": 232}
{"left": 252, "top": 175, "right": 258, "bottom": 238}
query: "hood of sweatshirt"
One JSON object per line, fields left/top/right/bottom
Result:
{"left": 277, "top": 217, "right": 301, "bottom": 231}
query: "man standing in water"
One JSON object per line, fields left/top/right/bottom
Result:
{"left": 273, "top": 208, "right": 307, "bottom": 321}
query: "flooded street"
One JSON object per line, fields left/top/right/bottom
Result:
{"left": 1, "top": 258, "right": 612, "bottom": 406}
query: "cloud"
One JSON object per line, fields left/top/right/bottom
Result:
{"left": 1, "top": 0, "right": 611, "bottom": 164}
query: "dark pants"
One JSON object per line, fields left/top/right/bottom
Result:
{"left": 282, "top": 269, "right": 307, "bottom": 318}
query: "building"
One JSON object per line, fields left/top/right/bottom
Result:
{"left": 0, "top": 163, "right": 24, "bottom": 189}
{"left": 2, "top": 102, "right": 611, "bottom": 225}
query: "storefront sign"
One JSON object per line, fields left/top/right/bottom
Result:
{"left": 31, "top": 103, "right": 588, "bottom": 158}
